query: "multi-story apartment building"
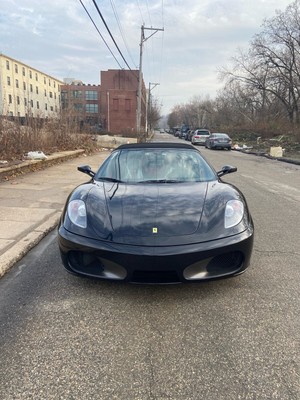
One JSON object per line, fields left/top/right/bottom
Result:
{"left": 0, "top": 53, "right": 63, "bottom": 120}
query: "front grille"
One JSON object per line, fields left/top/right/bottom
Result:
{"left": 206, "top": 252, "right": 243, "bottom": 274}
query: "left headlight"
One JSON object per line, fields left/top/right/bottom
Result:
{"left": 67, "top": 199, "right": 87, "bottom": 228}
{"left": 225, "top": 200, "right": 244, "bottom": 228}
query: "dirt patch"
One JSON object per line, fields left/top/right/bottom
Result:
{"left": 231, "top": 133, "right": 300, "bottom": 162}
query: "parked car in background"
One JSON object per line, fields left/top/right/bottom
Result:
{"left": 185, "top": 130, "right": 194, "bottom": 141}
{"left": 191, "top": 129, "right": 211, "bottom": 145}
{"left": 205, "top": 133, "right": 232, "bottom": 150}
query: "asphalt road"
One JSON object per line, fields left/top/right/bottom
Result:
{"left": 0, "top": 133, "right": 299, "bottom": 400}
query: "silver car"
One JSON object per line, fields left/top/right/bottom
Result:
{"left": 191, "top": 129, "right": 210, "bottom": 145}
{"left": 205, "top": 133, "right": 232, "bottom": 150}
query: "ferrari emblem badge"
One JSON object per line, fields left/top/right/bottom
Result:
{"left": 152, "top": 227, "right": 158, "bottom": 234}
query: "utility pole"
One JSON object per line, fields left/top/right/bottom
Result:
{"left": 146, "top": 82, "right": 160, "bottom": 136}
{"left": 136, "top": 25, "right": 164, "bottom": 142}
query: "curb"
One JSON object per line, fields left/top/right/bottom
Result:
{"left": 233, "top": 149, "right": 300, "bottom": 166}
{"left": 0, "top": 213, "right": 60, "bottom": 278}
{"left": 0, "top": 149, "right": 85, "bottom": 181}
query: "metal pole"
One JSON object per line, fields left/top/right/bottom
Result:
{"left": 136, "top": 25, "right": 164, "bottom": 142}
{"left": 136, "top": 25, "right": 144, "bottom": 142}
{"left": 147, "top": 82, "right": 159, "bottom": 137}
{"left": 107, "top": 91, "right": 110, "bottom": 132}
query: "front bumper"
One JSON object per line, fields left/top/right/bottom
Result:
{"left": 58, "top": 225, "right": 254, "bottom": 283}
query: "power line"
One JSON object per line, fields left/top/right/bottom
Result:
{"left": 91, "top": 0, "right": 132, "bottom": 70}
{"left": 109, "top": 0, "right": 138, "bottom": 68}
{"left": 78, "top": 0, "right": 122, "bottom": 69}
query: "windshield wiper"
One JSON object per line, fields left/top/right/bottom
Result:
{"left": 139, "top": 179, "right": 184, "bottom": 183}
{"left": 100, "top": 177, "right": 123, "bottom": 183}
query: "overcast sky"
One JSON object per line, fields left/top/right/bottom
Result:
{"left": 0, "top": 0, "right": 293, "bottom": 115}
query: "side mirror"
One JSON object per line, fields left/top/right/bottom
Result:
{"left": 77, "top": 165, "right": 95, "bottom": 178}
{"left": 217, "top": 165, "right": 237, "bottom": 177}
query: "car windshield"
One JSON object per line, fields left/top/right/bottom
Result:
{"left": 96, "top": 148, "right": 216, "bottom": 183}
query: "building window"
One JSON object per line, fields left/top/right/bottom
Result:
{"left": 36, "top": 86, "right": 39, "bottom": 94}
{"left": 45, "top": 104, "right": 48, "bottom": 110}
{"left": 49, "top": 91, "right": 53, "bottom": 98}
{"left": 22, "top": 67, "right": 25, "bottom": 76}
{"left": 29, "top": 70, "right": 32, "bottom": 79}
{"left": 15, "top": 64, "right": 18, "bottom": 73}
{"left": 125, "top": 99, "right": 131, "bottom": 111}
{"left": 6, "top": 60, "right": 10, "bottom": 70}
{"left": 24, "top": 98, "right": 27, "bottom": 106}
{"left": 49, "top": 79, "right": 51, "bottom": 86}
{"left": 54, "top": 82, "right": 56, "bottom": 88}
{"left": 54, "top": 93, "right": 56, "bottom": 99}
{"left": 7, "top": 76, "right": 11, "bottom": 86}
{"left": 44, "top": 89, "right": 47, "bottom": 96}
{"left": 37, "top": 101, "right": 39, "bottom": 109}
{"left": 113, "top": 99, "right": 119, "bottom": 111}
{"left": 50, "top": 106, "right": 53, "bottom": 111}
{"left": 74, "top": 103, "right": 83, "bottom": 111}
{"left": 30, "top": 84, "right": 33, "bottom": 92}
{"left": 44, "top": 77, "right": 46, "bottom": 84}
{"left": 23, "top": 82, "right": 26, "bottom": 90}
{"left": 86, "top": 103, "right": 98, "bottom": 113}
{"left": 72, "top": 90, "right": 82, "bottom": 99}
{"left": 31, "top": 100, "right": 33, "bottom": 107}
{"left": 35, "top": 73, "right": 38, "bottom": 81}
{"left": 17, "top": 96, "right": 20, "bottom": 105}
{"left": 8, "top": 94, "right": 12, "bottom": 104}
{"left": 86, "top": 90, "right": 98, "bottom": 100}
{"left": 16, "top": 79, "right": 19, "bottom": 88}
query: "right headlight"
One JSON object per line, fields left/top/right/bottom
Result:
{"left": 225, "top": 200, "right": 244, "bottom": 228}
{"left": 67, "top": 199, "right": 87, "bottom": 228}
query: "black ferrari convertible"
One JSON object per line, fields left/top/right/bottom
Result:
{"left": 58, "top": 142, "right": 254, "bottom": 283}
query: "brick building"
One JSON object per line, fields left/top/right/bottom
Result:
{"left": 60, "top": 81, "right": 102, "bottom": 128}
{"left": 100, "top": 69, "right": 147, "bottom": 135}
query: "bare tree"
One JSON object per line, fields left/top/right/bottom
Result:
{"left": 251, "top": 0, "right": 300, "bottom": 124}
{"left": 220, "top": 1, "right": 300, "bottom": 125}
{"left": 147, "top": 96, "right": 162, "bottom": 132}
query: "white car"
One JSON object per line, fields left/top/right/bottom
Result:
{"left": 192, "top": 129, "right": 210, "bottom": 145}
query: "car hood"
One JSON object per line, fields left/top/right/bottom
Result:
{"left": 65, "top": 180, "right": 249, "bottom": 246}
{"left": 85, "top": 182, "right": 207, "bottom": 244}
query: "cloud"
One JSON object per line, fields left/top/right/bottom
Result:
{"left": 1, "top": 0, "right": 293, "bottom": 114}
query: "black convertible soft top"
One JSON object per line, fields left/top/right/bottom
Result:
{"left": 116, "top": 142, "right": 196, "bottom": 150}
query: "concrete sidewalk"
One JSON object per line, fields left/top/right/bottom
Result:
{"left": 0, "top": 149, "right": 111, "bottom": 278}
